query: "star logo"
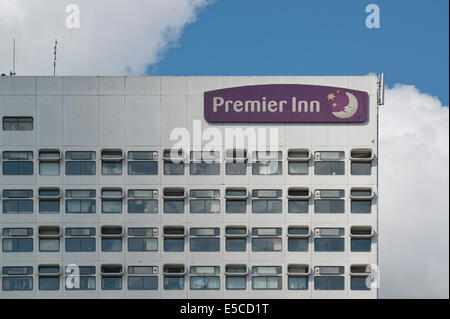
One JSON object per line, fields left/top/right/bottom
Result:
{"left": 326, "top": 93, "right": 336, "bottom": 101}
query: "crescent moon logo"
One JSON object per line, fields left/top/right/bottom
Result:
{"left": 332, "top": 92, "right": 359, "bottom": 119}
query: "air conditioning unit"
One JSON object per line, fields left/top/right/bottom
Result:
{"left": 152, "top": 228, "right": 158, "bottom": 236}
{"left": 153, "top": 266, "right": 158, "bottom": 274}
{"left": 153, "top": 190, "right": 158, "bottom": 197}
{"left": 314, "top": 267, "right": 320, "bottom": 274}
{"left": 314, "top": 152, "right": 321, "bottom": 160}
{"left": 152, "top": 152, "right": 158, "bottom": 159}
{"left": 314, "top": 229, "right": 320, "bottom": 236}
{"left": 314, "top": 190, "right": 321, "bottom": 198}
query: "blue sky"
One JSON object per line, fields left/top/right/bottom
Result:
{"left": 150, "top": 0, "right": 449, "bottom": 105}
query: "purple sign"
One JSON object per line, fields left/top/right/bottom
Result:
{"left": 204, "top": 84, "right": 368, "bottom": 123}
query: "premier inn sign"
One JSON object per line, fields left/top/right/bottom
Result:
{"left": 204, "top": 84, "right": 368, "bottom": 123}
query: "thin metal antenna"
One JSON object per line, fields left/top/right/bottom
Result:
{"left": 53, "top": 39, "right": 58, "bottom": 76}
{"left": 10, "top": 38, "right": 16, "bottom": 76}
{"left": 377, "top": 73, "right": 385, "bottom": 105}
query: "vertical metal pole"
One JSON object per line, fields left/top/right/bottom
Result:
{"left": 53, "top": 39, "right": 58, "bottom": 76}
{"left": 12, "top": 38, "right": 15, "bottom": 75}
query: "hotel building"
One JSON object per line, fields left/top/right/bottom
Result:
{"left": 0, "top": 76, "right": 380, "bottom": 298}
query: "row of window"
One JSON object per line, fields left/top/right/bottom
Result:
{"left": 1, "top": 188, "right": 375, "bottom": 215}
{"left": 0, "top": 265, "right": 374, "bottom": 292}
{"left": 1, "top": 149, "right": 374, "bottom": 176}
{"left": 0, "top": 226, "right": 374, "bottom": 253}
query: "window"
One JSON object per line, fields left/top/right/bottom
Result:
{"left": 65, "top": 151, "right": 96, "bottom": 175}
{"left": 225, "top": 265, "right": 247, "bottom": 290}
{"left": 101, "top": 265, "right": 123, "bottom": 290}
{"left": 128, "top": 228, "right": 158, "bottom": 252}
{"left": 3, "top": 116, "right": 33, "bottom": 131}
{"left": 351, "top": 162, "right": 371, "bottom": 175}
{"left": 351, "top": 277, "right": 370, "bottom": 291}
{"left": 2, "top": 189, "right": 33, "bottom": 214}
{"left": 225, "top": 149, "right": 247, "bottom": 175}
{"left": 225, "top": 227, "right": 247, "bottom": 252}
{"left": 350, "top": 265, "right": 372, "bottom": 290}
{"left": 65, "top": 189, "right": 96, "bottom": 214}
{"left": 190, "top": 189, "right": 220, "bottom": 214}
{"left": 163, "top": 149, "right": 185, "bottom": 175}
{"left": 350, "top": 149, "right": 373, "bottom": 175}
{"left": 163, "top": 226, "right": 185, "bottom": 252}
{"left": 101, "top": 149, "right": 123, "bottom": 175}
{"left": 314, "top": 228, "right": 345, "bottom": 252}
{"left": 163, "top": 187, "right": 185, "bottom": 214}
{"left": 314, "top": 189, "right": 345, "bottom": 214}
{"left": 252, "top": 228, "right": 282, "bottom": 252}
{"left": 65, "top": 266, "right": 96, "bottom": 290}
{"left": 287, "top": 226, "right": 309, "bottom": 252}
{"left": 101, "top": 188, "right": 123, "bottom": 214}
{"left": 287, "top": 149, "right": 310, "bottom": 175}
{"left": 65, "top": 228, "right": 96, "bottom": 252}
{"left": 350, "top": 226, "right": 373, "bottom": 252}
{"left": 251, "top": 266, "right": 282, "bottom": 290}
{"left": 128, "top": 151, "right": 158, "bottom": 175}
{"left": 38, "top": 265, "right": 60, "bottom": 291}
{"left": 190, "top": 228, "right": 220, "bottom": 252}
{"left": 38, "top": 188, "right": 60, "bottom": 214}
{"left": 38, "top": 150, "right": 61, "bottom": 175}
{"left": 287, "top": 188, "right": 310, "bottom": 214}
{"left": 314, "top": 266, "right": 345, "bottom": 290}
{"left": 128, "top": 266, "right": 158, "bottom": 290}
{"left": 252, "top": 189, "right": 282, "bottom": 214}
{"left": 225, "top": 188, "right": 247, "bottom": 214}
{"left": 287, "top": 265, "right": 309, "bottom": 290}
{"left": 2, "top": 266, "right": 33, "bottom": 291}
{"left": 190, "top": 266, "right": 220, "bottom": 290}
{"left": 163, "top": 265, "right": 185, "bottom": 290}
{"left": 39, "top": 226, "right": 61, "bottom": 252}
{"left": 351, "top": 188, "right": 373, "bottom": 214}
{"left": 40, "top": 162, "right": 60, "bottom": 175}
{"left": 2, "top": 151, "right": 33, "bottom": 175}
{"left": 127, "top": 189, "right": 158, "bottom": 214}
{"left": 2, "top": 228, "right": 33, "bottom": 252}
{"left": 190, "top": 151, "right": 220, "bottom": 175}
{"left": 100, "top": 149, "right": 123, "bottom": 175}
{"left": 314, "top": 151, "right": 345, "bottom": 175}
{"left": 101, "top": 226, "right": 123, "bottom": 252}
{"left": 252, "top": 151, "right": 282, "bottom": 175}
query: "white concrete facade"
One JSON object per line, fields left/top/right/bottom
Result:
{"left": 0, "top": 76, "right": 378, "bottom": 299}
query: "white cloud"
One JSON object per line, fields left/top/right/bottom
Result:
{"left": 379, "top": 84, "right": 449, "bottom": 298}
{"left": 0, "top": 0, "right": 211, "bottom": 75}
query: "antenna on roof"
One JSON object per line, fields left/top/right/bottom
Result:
{"left": 377, "top": 73, "right": 385, "bottom": 105}
{"left": 9, "top": 38, "right": 16, "bottom": 76}
{"left": 53, "top": 39, "right": 58, "bottom": 76}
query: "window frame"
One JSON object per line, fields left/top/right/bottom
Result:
{"left": 2, "top": 116, "right": 33, "bottom": 131}
{"left": 2, "top": 189, "right": 33, "bottom": 214}
{"left": 127, "top": 228, "right": 158, "bottom": 252}
{"left": 2, "top": 228, "right": 34, "bottom": 253}
{"left": 2, "top": 151, "right": 34, "bottom": 175}
{"left": 64, "top": 228, "right": 96, "bottom": 252}
{"left": 127, "top": 151, "right": 158, "bottom": 175}
{"left": 65, "top": 151, "right": 96, "bottom": 176}
{"left": 189, "top": 228, "right": 220, "bottom": 252}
